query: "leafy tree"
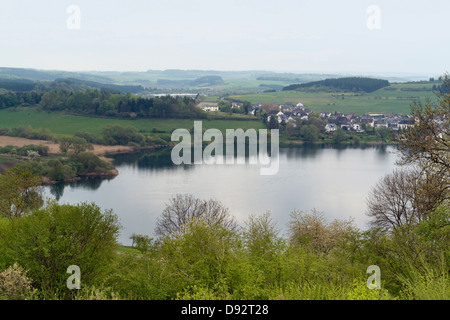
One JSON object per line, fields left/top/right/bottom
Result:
{"left": 397, "top": 74, "right": 449, "bottom": 192}
{"left": 267, "top": 116, "right": 279, "bottom": 130}
{"left": 243, "top": 101, "right": 252, "bottom": 114}
{"left": 47, "top": 160, "right": 66, "bottom": 181}
{"left": 375, "top": 127, "right": 391, "bottom": 143}
{"left": 0, "top": 168, "right": 43, "bottom": 219}
{"left": 242, "top": 212, "right": 285, "bottom": 289}
{"left": 59, "top": 136, "right": 91, "bottom": 154}
{"left": 102, "top": 125, "right": 145, "bottom": 146}
{"left": 157, "top": 219, "right": 246, "bottom": 298}
{"left": 243, "top": 212, "right": 282, "bottom": 258}
{"left": 132, "top": 234, "right": 154, "bottom": 253}
{"left": 300, "top": 124, "right": 319, "bottom": 142}
{"left": 68, "top": 152, "right": 113, "bottom": 174}
{"left": 332, "top": 127, "right": 347, "bottom": 144}
{"left": 2, "top": 201, "right": 120, "bottom": 299}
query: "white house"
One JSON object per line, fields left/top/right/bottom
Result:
{"left": 201, "top": 105, "right": 219, "bottom": 112}
{"left": 352, "top": 123, "right": 363, "bottom": 132}
{"left": 325, "top": 123, "right": 337, "bottom": 133}
{"left": 398, "top": 119, "right": 415, "bottom": 130}
{"left": 374, "top": 119, "right": 388, "bottom": 128}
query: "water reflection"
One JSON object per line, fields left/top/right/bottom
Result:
{"left": 112, "top": 147, "right": 178, "bottom": 170}
{"left": 43, "top": 145, "right": 399, "bottom": 245}
{"left": 48, "top": 176, "right": 115, "bottom": 200}
{"left": 49, "top": 145, "right": 399, "bottom": 201}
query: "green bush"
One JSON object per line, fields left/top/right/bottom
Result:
{"left": 68, "top": 152, "right": 113, "bottom": 174}
{"left": 1, "top": 201, "right": 121, "bottom": 299}
{"left": 102, "top": 125, "right": 145, "bottom": 146}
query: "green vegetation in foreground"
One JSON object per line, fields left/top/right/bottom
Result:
{"left": 0, "top": 106, "right": 265, "bottom": 138}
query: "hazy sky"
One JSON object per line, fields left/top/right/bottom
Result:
{"left": 0, "top": 0, "right": 448, "bottom": 75}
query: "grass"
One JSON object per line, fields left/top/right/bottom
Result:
{"left": 227, "top": 82, "right": 438, "bottom": 115}
{"left": 0, "top": 154, "right": 16, "bottom": 163}
{"left": 0, "top": 107, "right": 266, "bottom": 137}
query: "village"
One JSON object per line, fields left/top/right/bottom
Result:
{"left": 199, "top": 101, "right": 417, "bottom": 133}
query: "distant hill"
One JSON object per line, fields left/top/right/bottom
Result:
{"left": 0, "top": 76, "right": 145, "bottom": 94}
{"left": 157, "top": 75, "right": 224, "bottom": 87}
{"left": 54, "top": 78, "right": 144, "bottom": 94}
{"left": 0, "top": 79, "right": 36, "bottom": 91}
{"left": 283, "top": 77, "right": 390, "bottom": 93}
{"left": 0, "top": 67, "right": 115, "bottom": 83}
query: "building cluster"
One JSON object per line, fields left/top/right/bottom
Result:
{"left": 322, "top": 112, "right": 416, "bottom": 133}
{"left": 255, "top": 102, "right": 416, "bottom": 133}
{"left": 199, "top": 100, "right": 418, "bottom": 134}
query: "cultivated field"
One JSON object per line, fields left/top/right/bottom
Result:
{"left": 226, "top": 82, "right": 437, "bottom": 115}
{"left": 0, "top": 107, "right": 266, "bottom": 137}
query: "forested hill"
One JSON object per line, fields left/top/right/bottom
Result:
{"left": 282, "top": 77, "right": 390, "bottom": 93}
{"left": 53, "top": 78, "right": 144, "bottom": 94}
{"left": 0, "top": 77, "right": 144, "bottom": 94}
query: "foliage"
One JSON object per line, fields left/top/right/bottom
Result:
{"left": 59, "top": 136, "right": 91, "bottom": 154}
{"left": 346, "top": 279, "right": 392, "bottom": 300}
{"left": 68, "top": 152, "right": 113, "bottom": 174}
{"left": 287, "top": 209, "right": 357, "bottom": 255}
{"left": 0, "top": 90, "right": 41, "bottom": 107}
{"left": 399, "top": 262, "right": 450, "bottom": 300}
{"left": 0, "top": 126, "right": 55, "bottom": 141}
{"left": 129, "top": 233, "right": 154, "bottom": 253}
{"left": 102, "top": 125, "right": 146, "bottom": 146}
{"left": 367, "top": 74, "right": 449, "bottom": 230}
{"left": 0, "top": 167, "right": 43, "bottom": 219}
{"left": 39, "top": 89, "right": 206, "bottom": 119}
{"left": 332, "top": 127, "right": 347, "bottom": 144}
{"left": 1, "top": 201, "right": 121, "bottom": 299}
{"left": 283, "top": 77, "right": 390, "bottom": 93}
{"left": 375, "top": 126, "right": 391, "bottom": 143}
{"left": 0, "top": 263, "right": 36, "bottom": 300}
{"left": 0, "top": 144, "right": 49, "bottom": 157}
{"left": 299, "top": 124, "right": 319, "bottom": 142}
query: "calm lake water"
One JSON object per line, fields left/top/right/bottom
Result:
{"left": 43, "top": 145, "right": 399, "bottom": 245}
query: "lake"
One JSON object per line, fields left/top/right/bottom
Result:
{"left": 43, "top": 145, "right": 399, "bottom": 245}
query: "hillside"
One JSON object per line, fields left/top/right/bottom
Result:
{"left": 283, "top": 77, "right": 390, "bottom": 93}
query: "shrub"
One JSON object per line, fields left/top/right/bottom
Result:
{"left": 102, "top": 125, "right": 145, "bottom": 146}
{"left": 0, "top": 263, "right": 35, "bottom": 300}
{"left": 2, "top": 201, "right": 121, "bottom": 299}
{"left": 68, "top": 152, "right": 113, "bottom": 174}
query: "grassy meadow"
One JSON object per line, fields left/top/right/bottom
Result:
{"left": 0, "top": 106, "right": 266, "bottom": 138}
{"left": 226, "top": 81, "right": 438, "bottom": 115}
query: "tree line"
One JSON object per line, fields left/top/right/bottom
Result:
{"left": 283, "top": 77, "right": 390, "bottom": 93}
{"left": 0, "top": 91, "right": 42, "bottom": 108}
{"left": 39, "top": 89, "right": 206, "bottom": 119}
{"left": 0, "top": 85, "right": 207, "bottom": 119}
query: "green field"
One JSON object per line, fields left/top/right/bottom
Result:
{"left": 0, "top": 107, "right": 266, "bottom": 137}
{"left": 227, "top": 82, "right": 438, "bottom": 115}
{"left": 0, "top": 82, "right": 439, "bottom": 139}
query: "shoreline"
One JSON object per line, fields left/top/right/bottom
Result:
{"left": 0, "top": 134, "right": 169, "bottom": 181}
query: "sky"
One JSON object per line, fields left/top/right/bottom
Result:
{"left": 0, "top": 0, "right": 449, "bottom": 76}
